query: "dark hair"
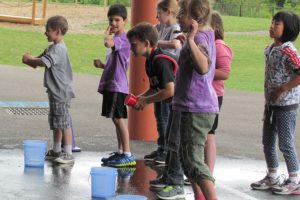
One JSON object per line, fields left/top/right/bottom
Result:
{"left": 107, "top": 4, "right": 127, "bottom": 20}
{"left": 211, "top": 10, "right": 224, "bottom": 40}
{"left": 273, "top": 11, "right": 300, "bottom": 43}
{"left": 127, "top": 22, "right": 159, "bottom": 46}
{"left": 46, "top": 15, "right": 68, "bottom": 35}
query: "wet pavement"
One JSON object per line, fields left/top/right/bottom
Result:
{"left": 1, "top": 149, "right": 299, "bottom": 200}
{"left": 1, "top": 65, "right": 300, "bottom": 200}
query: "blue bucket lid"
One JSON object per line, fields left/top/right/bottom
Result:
{"left": 116, "top": 195, "right": 147, "bottom": 200}
{"left": 23, "top": 140, "right": 47, "bottom": 147}
{"left": 90, "top": 167, "right": 117, "bottom": 175}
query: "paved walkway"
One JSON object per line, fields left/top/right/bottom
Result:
{"left": 0, "top": 64, "right": 300, "bottom": 199}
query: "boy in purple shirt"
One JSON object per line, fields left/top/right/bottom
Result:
{"left": 94, "top": 4, "right": 135, "bottom": 167}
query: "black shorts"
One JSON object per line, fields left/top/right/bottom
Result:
{"left": 209, "top": 96, "right": 223, "bottom": 134}
{"left": 101, "top": 91, "right": 127, "bottom": 119}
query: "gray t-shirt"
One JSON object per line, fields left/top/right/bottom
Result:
{"left": 40, "top": 41, "right": 75, "bottom": 102}
{"left": 155, "top": 23, "right": 181, "bottom": 58}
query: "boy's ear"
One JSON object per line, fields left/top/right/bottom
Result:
{"left": 145, "top": 40, "right": 151, "bottom": 48}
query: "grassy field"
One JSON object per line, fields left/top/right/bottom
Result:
{"left": 0, "top": 15, "right": 299, "bottom": 92}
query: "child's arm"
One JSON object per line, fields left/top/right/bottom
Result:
{"left": 135, "top": 82, "right": 174, "bottom": 110}
{"left": 104, "top": 26, "right": 115, "bottom": 48}
{"left": 270, "top": 75, "right": 300, "bottom": 102}
{"left": 187, "top": 19, "right": 210, "bottom": 74}
{"left": 22, "top": 53, "right": 45, "bottom": 68}
{"left": 157, "top": 39, "right": 181, "bottom": 50}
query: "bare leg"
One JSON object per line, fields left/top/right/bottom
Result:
{"left": 113, "top": 118, "right": 129, "bottom": 152}
{"left": 192, "top": 179, "right": 217, "bottom": 200}
{"left": 205, "top": 134, "right": 216, "bottom": 174}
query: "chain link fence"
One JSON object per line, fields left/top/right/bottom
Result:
{"left": 213, "top": 2, "right": 300, "bottom": 18}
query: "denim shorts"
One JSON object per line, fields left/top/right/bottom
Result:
{"left": 48, "top": 99, "right": 71, "bottom": 130}
{"left": 179, "top": 112, "right": 216, "bottom": 183}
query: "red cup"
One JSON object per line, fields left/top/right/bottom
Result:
{"left": 124, "top": 94, "right": 137, "bottom": 107}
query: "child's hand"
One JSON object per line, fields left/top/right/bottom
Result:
{"left": 93, "top": 59, "right": 104, "bottom": 69}
{"left": 105, "top": 25, "right": 114, "bottom": 36}
{"left": 187, "top": 19, "right": 198, "bottom": 40}
{"left": 269, "top": 85, "right": 286, "bottom": 103}
{"left": 176, "top": 34, "right": 186, "bottom": 45}
{"left": 134, "top": 96, "right": 148, "bottom": 110}
{"left": 22, "top": 53, "right": 37, "bottom": 68}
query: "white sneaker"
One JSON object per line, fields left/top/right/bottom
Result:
{"left": 54, "top": 152, "right": 75, "bottom": 164}
{"left": 251, "top": 174, "right": 283, "bottom": 190}
{"left": 272, "top": 179, "right": 300, "bottom": 195}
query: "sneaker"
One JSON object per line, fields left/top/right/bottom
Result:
{"left": 144, "top": 150, "right": 159, "bottom": 161}
{"left": 117, "top": 167, "right": 136, "bottom": 179}
{"left": 156, "top": 185, "right": 185, "bottom": 199}
{"left": 272, "top": 179, "right": 300, "bottom": 195}
{"left": 184, "top": 178, "right": 191, "bottom": 185}
{"left": 101, "top": 152, "right": 121, "bottom": 164}
{"left": 108, "top": 154, "right": 136, "bottom": 167}
{"left": 154, "top": 153, "right": 166, "bottom": 165}
{"left": 45, "top": 149, "right": 61, "bottom": 160}
{"left": 250, "top": 174, "right": 282, "bottom": 190}
{"left": 150, "top": 176, "right": 167, "bottom": 188}
{"left": 54, "top": 152, "right": 75, "bottom": 164}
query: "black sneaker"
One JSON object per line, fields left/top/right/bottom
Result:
{"left": 150, "top": 176, "right": 167, "bottom": 188}
{"left": 144, "top": 150, "right": 158, "bottom": 161}
{"left": 101, "top": 152, "right": 121, "bottom": 164}
{"left": 154, "top": 153, "right": 166, "bottom": 165}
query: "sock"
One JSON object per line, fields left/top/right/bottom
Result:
{"left": 268, "top": 168, "right": 278, "bottom": 179}
{"left": 53, "top": 142, "right": 62, "bottom": 153}
{"left": 118, "top": 149, "right": 123, "bottom": 154}
{"left": 288, "top": 172, "right": 300, "bottom": 183}
{"left": 195, "top": 193, "right": 206, "bottom": 200}
{"left": 123, "top": 152, "right": 132, "bottom": 157}
{"left": 64, "top": 145, "right": 72, "bottom": 155}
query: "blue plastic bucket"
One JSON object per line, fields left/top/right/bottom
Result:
{"left": 23, "top": 140, "right": 47, "bottom": 167}
{"left": 90, "top": 167, "right": 118, "bottom": 198}
{"left": 116, "top": 195, "right": 147, "bottom": 200}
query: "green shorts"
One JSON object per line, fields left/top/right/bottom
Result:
{"left": 179, "top": 112, "right": 216, "bottom": 183}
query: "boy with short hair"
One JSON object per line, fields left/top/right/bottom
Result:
{"left": 22, "top": 15, "right": 75, "bottom": 164}
{"left": 94, "top": 4, "right": 135, "bottom": 167}
{"left": 127, "top": 22, "right": 176, "bottom": 157}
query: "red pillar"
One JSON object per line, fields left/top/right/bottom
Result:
{"left": 128, "top": 0, "right": 158, "bottom": 141}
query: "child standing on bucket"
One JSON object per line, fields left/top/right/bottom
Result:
{"left": 22, "top": 15, "right": 75, "bottom": 164}
{"left": 143, "top": 0, "right": 182, "bottom": 165}
{"left": 94, "top": 4, "right": 135, "bottom": 167}
{"left": 173, "top": 0, "right": 219, "bottom": 199}
{"left": 250, "top": 11, "right": 300, "bottom": 195}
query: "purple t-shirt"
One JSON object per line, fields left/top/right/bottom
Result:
{"left": 98, "top": 32, "right": 130, "bottom": 94}
{"left": 172, "top": 31, "right": 219, "bottom": 113}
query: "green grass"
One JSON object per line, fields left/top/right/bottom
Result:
{"left": 1, "top": 15, "right": 300, "bottom": 92}
{"left": 0, "top": 27, "right": 104, "bottom": 75}
{"left": 223, "top": 16, "right": 270, "bottom": 32}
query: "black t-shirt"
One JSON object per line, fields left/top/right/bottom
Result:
{"left": 145, "top": 49, "right": 175, "bottom": 90}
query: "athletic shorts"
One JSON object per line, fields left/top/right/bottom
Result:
{"left": 101, "top": 91, "right": 127, "bottom": 119}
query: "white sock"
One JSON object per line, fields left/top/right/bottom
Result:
{"left": 53, "top": 142, "right": 61, "bottom": 153}
{"left": 268, "top": 169, "right": 278, "bottom": 179}
{"left": 118, "top": 149, "right": 123, "bottom": 154}
{"left": 64, "top": 145, "right": 72, "bottom": 155}
{"left": 124, "top": 152, "right": 131, "bottom": 157}
{"left": 288, "top": 172, "right": 300, "bottom": 183}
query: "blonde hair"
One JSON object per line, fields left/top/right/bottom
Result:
{"left": 157, "top": 0, "right": 179, "bottom": 16}
{"left": 189, "top": 0, "right": 211, "bottom": 26}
